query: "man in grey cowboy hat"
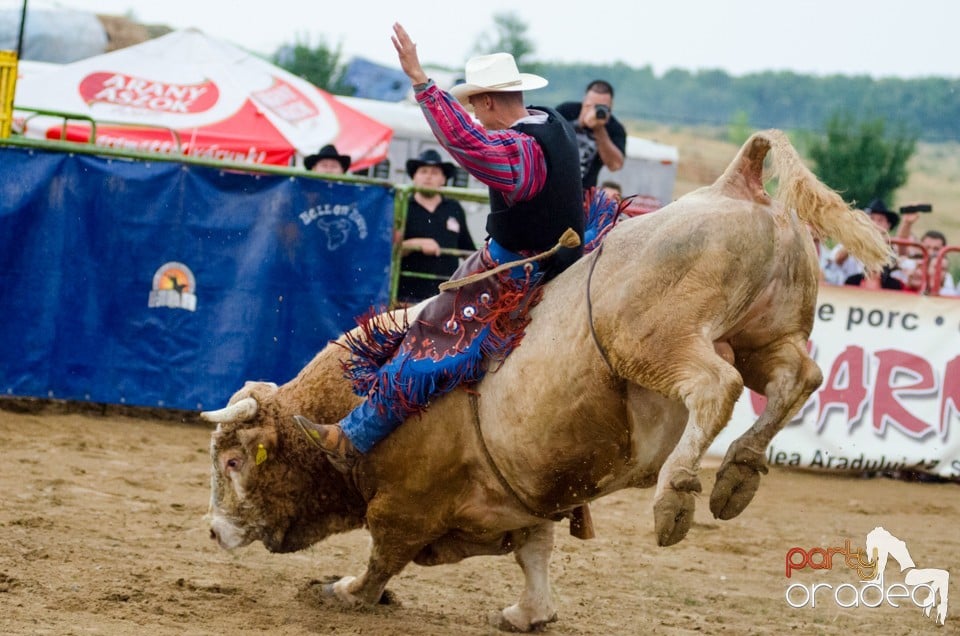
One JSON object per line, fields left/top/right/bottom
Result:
{"left": 295, "top": 22, "right": 583, "bottom": 474}
{"left": 304, "top": 144, "right": 351, "bottom": 174}
{"left": 398, "top": 148, "right": 475, "bottom": 304}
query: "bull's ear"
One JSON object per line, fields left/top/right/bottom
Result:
{"left": 237, "top": 427, "right": 278, "bottom": 466}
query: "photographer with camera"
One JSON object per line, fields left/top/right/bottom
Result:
{"left": 556, "top": 79, "right": 626, "bottom": 189}
{"left": 893, "top": 203, "right": 957, "bottom": 295}
{"left": 895, "top": 203, "right": 937, "bottom": 257}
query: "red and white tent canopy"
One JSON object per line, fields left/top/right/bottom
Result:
{"left": 13, "top": 29, "right": 392, "bottom": 170}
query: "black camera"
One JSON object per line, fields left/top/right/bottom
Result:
{"left": 594, "top": 104, "right": 610, "bottom": 120}
{"left": 899, "top": 203, "right": 933, "bottom": 214}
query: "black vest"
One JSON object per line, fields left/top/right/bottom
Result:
{"left": 486, "top": 106, "right": 584, "bottom": 277}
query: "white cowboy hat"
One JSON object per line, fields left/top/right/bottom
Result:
{"left": 449, "top": 53, "right": 548, "bottom": 107}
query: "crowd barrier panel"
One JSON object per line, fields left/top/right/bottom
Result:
{"left": 388, "top": 183, "right": 487, "bottom": 304}
{"left": 0, "top": 139, "right": 396, "bottom": 411}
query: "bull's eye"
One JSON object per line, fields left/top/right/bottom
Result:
{"left": 461, "top": 305, "right": 477, "bottom": 319}
{"left": 226, "top": 458, "right": 239, "bottom": 470}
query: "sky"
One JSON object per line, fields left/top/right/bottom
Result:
{"left": 5, "top": 0, "right": 960, "bottom": 79}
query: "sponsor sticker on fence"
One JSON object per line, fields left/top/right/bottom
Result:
{"left": 148, "top": 261, "right": 197, "bottom": 311}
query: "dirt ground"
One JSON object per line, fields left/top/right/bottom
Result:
{"left": 1, "top": 400, "right": 957, "bottom": 635}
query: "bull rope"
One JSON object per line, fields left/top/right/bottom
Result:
{"left": 468, "top": 392, "right": 565, "bottom": 523}
{"left": 586, "top": 244, "right": 617, "bottom": 376}
{"left": 438, "top": 228, "right": 581, "bottom": 292}
{"left": 466, "top": 243, "right": 615, "bottom": 518}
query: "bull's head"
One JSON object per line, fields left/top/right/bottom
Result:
{"left": 201, "top": 381, "right": 364, "bottom": 554}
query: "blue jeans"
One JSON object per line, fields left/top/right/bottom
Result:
{"left": 339, "top": 239, "right": 542, "bottom": 453}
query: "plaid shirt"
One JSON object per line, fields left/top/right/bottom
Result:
{"left": 415, "top": 80, "right": 547, "bottom": 207}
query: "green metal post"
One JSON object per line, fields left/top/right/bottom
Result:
{"left": 389, "top": 185, "right": 412, "bottom": 308}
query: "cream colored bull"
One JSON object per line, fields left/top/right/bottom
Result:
{"left": 202, "top": 130, "right": 893, "bottom": 632}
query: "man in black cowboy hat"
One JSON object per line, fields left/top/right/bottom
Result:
{"left": 864, "top": 198, "right": 900, "bottom": 232}
{"left": 304, "top": 144, "right": 351, "bottom": 174}
{"left": 398, "top": 148, "right": 475, "bottom": 304}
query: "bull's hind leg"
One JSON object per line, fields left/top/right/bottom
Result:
{"left": 710, "top": 338, "right": 822, "bottom": 520}
{"left": 490, "top": 522, "right": 559, "bottom": 632}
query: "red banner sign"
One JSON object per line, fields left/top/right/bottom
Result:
{"left": 78, "top": 72, "right": 220, "bottom": 113}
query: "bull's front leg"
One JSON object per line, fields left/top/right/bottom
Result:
{"left": 489, "top": 522, "right": 558, "bottom": 632}
{"left": 710, "top": 338, "right": 821, "bottom": 520}
{"left": 324, "top": 541, "right": 410, "bottom": 606}
{"left": 325, "top": 498, "right": 438, "bottom": 606}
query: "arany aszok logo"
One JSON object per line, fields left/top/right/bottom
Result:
{"left": 79, "top": 72, "right": 219, "bottom": 113}
{"left": 148, "top": 262, "right": 197, "bottom": 312}
{"left": 785, "top": 526, "right": 949, "bottom": 625}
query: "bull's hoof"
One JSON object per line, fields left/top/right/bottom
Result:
{"left": 305, "top": 576, "right": 403, "bottom": 607}
{"left": 488, "top": 609, "right": 558, "bottom": 632}
{"left": 710, "top": 458, "right": 766, "bottom": 520}
{"left": 317, "top": 575, "right": 365, "bottom": 607}
{"left": 306, "top": 576, "right": 399, "bottom": 607}
{"left": 654, "top": 489, "right": 696, "bottom": 547}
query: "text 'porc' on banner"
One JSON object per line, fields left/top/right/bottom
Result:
{"left": 710, "top": 285, "right": 960, "bottom": 478}
{"left": 0, "top": 145, "right": 394, "bottom": 410}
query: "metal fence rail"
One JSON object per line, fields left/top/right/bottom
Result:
{"left": 388, "top": 184, "right": 489, "bottom": 305}
{"left": 0, "top": 134, "right": 490, "bottom": 308}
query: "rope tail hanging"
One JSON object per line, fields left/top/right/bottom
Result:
{"left": 438, "top": 228, "right": 581, "bottom": 292}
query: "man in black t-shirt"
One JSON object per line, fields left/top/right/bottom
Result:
{"left": 398, "top": 149, "right": 475, "bottom": 303}
{"left": 556, "top": 79, "right": 627, "bottom": 189}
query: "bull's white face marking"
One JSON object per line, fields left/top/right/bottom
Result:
{"left": 209, "top": 512, "right": 253, "bottom": 550}
{"left": 209, "top": 426, "right": 258, "bottom": 550}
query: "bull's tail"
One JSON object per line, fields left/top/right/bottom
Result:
{"left": 752, "top": 129, "right": 895, "bottom": 275}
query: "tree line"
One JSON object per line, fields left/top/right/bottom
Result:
{"left": 273, "top": 15, "right": 950, "bottom": 206}
{"left": 529, "top": 65, "right": 959, "bottom": 143}
{"left": 276, "top": 32, "right": 958, "bottom": 144}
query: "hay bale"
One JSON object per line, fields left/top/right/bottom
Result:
{"left": 96, "top": 14, "right": 171, "bottom": 51}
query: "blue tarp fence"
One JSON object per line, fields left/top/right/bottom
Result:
{"left": 0, "top": 145, "right": 394, "bottom": 410}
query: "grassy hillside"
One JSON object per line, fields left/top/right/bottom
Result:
{"left": 630, "top": 122, "right": 960, "bottom": 244}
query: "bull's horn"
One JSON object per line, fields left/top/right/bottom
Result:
{"left": 200, "top": 397, "right": 259, "bottom": 423}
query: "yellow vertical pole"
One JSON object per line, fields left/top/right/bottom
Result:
{"left": 0, "top": 50, "right": 18, "bottom": 138}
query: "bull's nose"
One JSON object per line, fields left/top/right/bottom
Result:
{"left": 209, "top": 528, "right": 218, "bottom": 542}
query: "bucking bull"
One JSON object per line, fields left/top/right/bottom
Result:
{"left": 201, "top": 130, "right": 892, "bottom": 631}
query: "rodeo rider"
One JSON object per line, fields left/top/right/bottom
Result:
{"left": 294, "top": 23, "right": 584, "bottom": 474}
